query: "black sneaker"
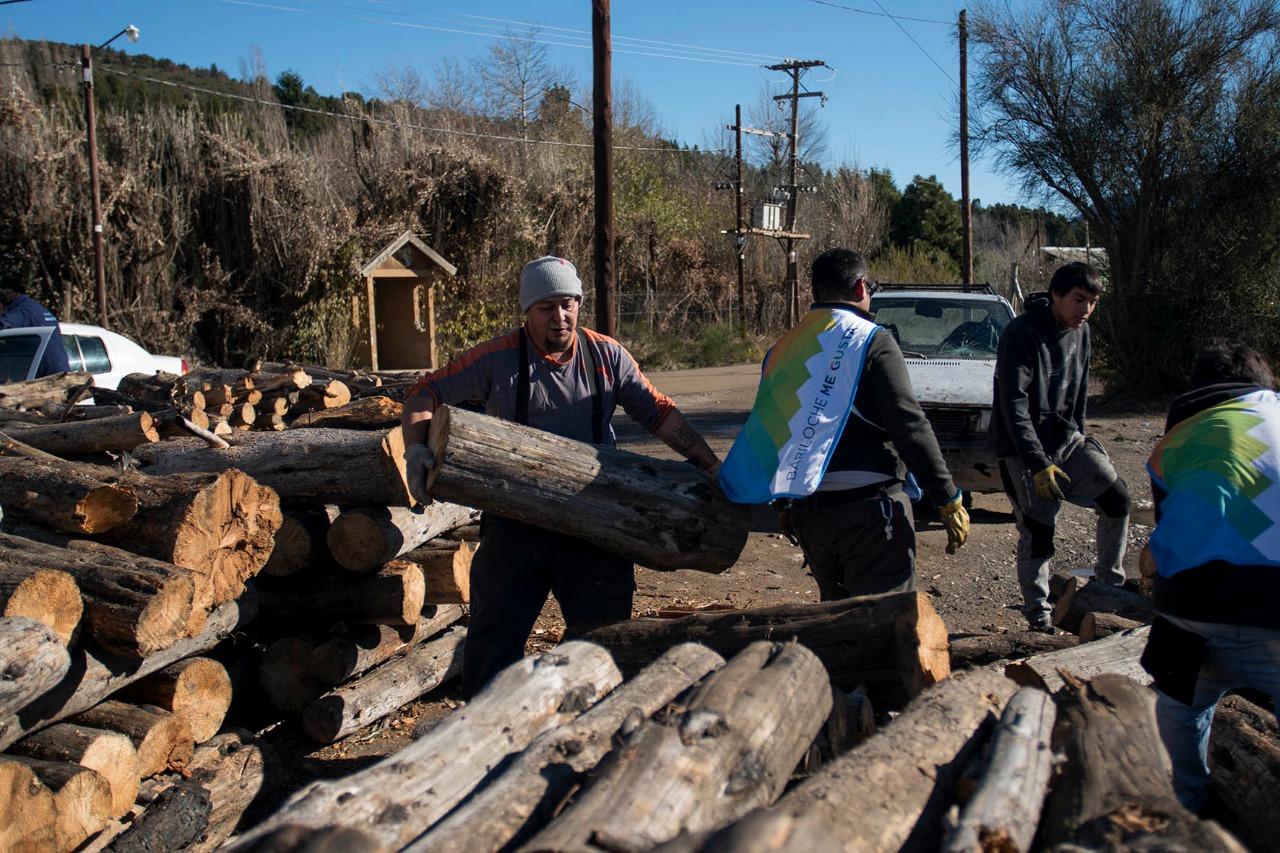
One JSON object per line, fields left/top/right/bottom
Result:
{"left": 1029, "top": 623, "right": 1064, "bottom": 636}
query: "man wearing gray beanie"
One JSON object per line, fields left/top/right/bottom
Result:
{"left": 402, "top": 255, "right": 721, "bottom": 697}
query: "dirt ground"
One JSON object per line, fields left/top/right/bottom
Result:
{"left": 284, "top": 363, "right": 1171, "bottom": 785}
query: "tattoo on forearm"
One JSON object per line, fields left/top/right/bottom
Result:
{"left": 669, "top": 423, "right": 699, "bottom": 453}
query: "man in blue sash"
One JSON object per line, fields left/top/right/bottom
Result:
{"left": 1142, "top": 341, "right": 1280, "bottom": 812}
{"left": 720, "top": 248, "right": 969, "bottom": 598}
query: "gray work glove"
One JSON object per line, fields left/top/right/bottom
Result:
{"left": 404, "top": 443, "right": 435, "bottom": 506}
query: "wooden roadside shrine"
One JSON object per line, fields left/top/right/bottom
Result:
{"left": 357, "top": 231, "right": 457, "bottom": 372}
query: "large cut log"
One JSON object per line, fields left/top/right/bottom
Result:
{"left": 586, "top": 592, "right": 950, "bottom": 708}
{"left": 0, "top": 593, "right": 255, "bottom": 752}
{"left": 98, "top": 469, "right": 282, "bottom": 610}
{"left": 256, "top": 561, "right": 424, "bottom": 626}
{"left": 649, "top": 809, "right": 842, "bottom": 853}
{"left": 180, "top": 729, "right": 276, "bottom": 852}
{"left": 732, "top": 667, "right": 1018, "bottom": 853}
{"left": 6, "top": 412, "right": 159, "bottom": 455}
{"left": 1006, "top": 625, "right": 1151, "bottom": 693}
{"left": 0, "top": 372, "right": 93, "bottom": 409}
{"left": 0, "top": 455, "right": 137, "bottom": 534}
{"left": 410, "top": 643, "right": 725, "bottom": 853}
{"left": 260, "top": 361, "right": 382, "bottom": 395}
{"left": 427, "top": 405, "right": 749, "bottom": 572}
{"left": 308, "top": 605, "right": 463, "bottom": 686}
{"left": 0, "top": 617, "right": 71, "bottom": 715}
{"left": 326, "top": 502, "right": 474, "bottom": 573}
{"left": 290, "top": 396, "right": 402, "bottom": 430}
{"left": 398, "top": 542, "right": 473, "bottom": 604}
{"left": 1040, "top": 673, "right": 1243, "bottom": 850}
{"left": 301, "top": 627, "right": 466, "bottom": 743}
{"left": 39, "top": 402, "right": 133, "bottom": 421}
{"left": 8, "top": 723, "right": 139, "bottom": 818}
{"left": 259, "top": 637, "right": 324, "bottom": 714}
{"left": 232, "top": 641, "right": 622, "bottom": 849}
{"left": 238, "top": 824, "right": 388, "bottom": 853}
{"left": 948, "top": 630, "right": 1078, "bottom": 670}
{"left": 1079, "top": 612, "right": 1145, "bottom": 642}
{"left": 0, "top": 533, "right": 194, "bottom": 658}
{"left": 525, "top": 642, "right": 831, "bottom": 852}
{"left": 1052, "top": 575, "right": 1154, "bottom": 633}
{"left": 132, "top": 427, "right": 411, "bottom": 506}
{"left": 0, "top": 757, "right": 58, "bottom": 851}
{"left": 0, "top": 566, "right": 81, "bottom": 645}
{"left": 111, "top": 779, "right": 211, "bottom": 853}
{"left": 824, "top": 686, "right": 876, "bottom": 756}
{"left": 1209, "top": 695, "right": 1280, "bottom": 851}
{"left": 942, "top": 687, "right": 1056, "bottom": 853}
{"left": 261, "top": 507, "right": 337, "bottom": 577}
{"left": 292, "top": 380, "right": 352, "bottom": 413}
{"left": 117, "top": 372, "right": 194, "bottom": 407}
{"left": 9, "top": 757, "right": 111, "bottom": 851}
{"left": 116, "top": 658, "right": 232, "bottom": 743}
{"left": 71, "top": 700, "right": 194, "bottom": 777}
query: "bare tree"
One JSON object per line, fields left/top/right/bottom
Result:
{"left": 371, "top": 62, "right": 429, "bottom": 108}
{"left": 746, "top": 83, "right": 828, "bottom": 175}
{"left": 473, "top": 26, "right": 560, "bottom": 137}
{"left": 429, "top": 56, "right": 477, "bottom": 115}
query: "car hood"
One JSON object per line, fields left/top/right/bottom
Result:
{"left": 902, "top": 358, "right": 995, "bottom": 407}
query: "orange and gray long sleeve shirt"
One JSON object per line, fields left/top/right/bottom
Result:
{"left": 407, "top": 326, "right": 676, "bottom": 446}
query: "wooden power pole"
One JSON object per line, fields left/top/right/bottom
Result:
{"left": 81, "top": 44, "right": 108, "bottom": 327}
{"left": 959, "top": 9, "right": 974, "bottom": 290}
{"left": 734, "top": 104, "right": 746, "bottom": 330}
{"left": 592, "top": 0, "right": 616, "bottom": 336}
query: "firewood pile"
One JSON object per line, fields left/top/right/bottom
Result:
{"left": 0, "top": 370, "right": 1274, "bottom": 851}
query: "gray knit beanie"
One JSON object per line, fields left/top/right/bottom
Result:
{"left": 519, "top": 256, "right": 583, "bottom": 312}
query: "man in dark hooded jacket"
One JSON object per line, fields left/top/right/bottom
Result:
{"left": 0, "top": 287, "right": 70, "bottom": 376}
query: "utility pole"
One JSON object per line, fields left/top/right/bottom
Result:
{"left": 592, "top": 0, "right": 616, "bottom": 336}
{"left": 767, "top": 59, "right": 824, "bottom": 325}
{"left": 733, "top": 105, "right": 746, "bottom": 330}
{"left": 959, "top": 10, "right": 974, "bottom": 290}
{"left": 81, "top": 44, "right": 107, "bottom": 327}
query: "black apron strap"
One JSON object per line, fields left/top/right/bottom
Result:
{"left": 516, "top": 327, "right": 530, "bottom": 426}
{"left": 578, "top": 329, "right": 605, "bottom": 445}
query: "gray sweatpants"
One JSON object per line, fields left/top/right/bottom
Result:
{"left": 1002, "top": 436, "right": 1129, "bottom": 628}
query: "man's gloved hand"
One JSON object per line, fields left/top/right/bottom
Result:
{"left": 1033, "top": 464, "right": 1071, "bottom": 501}
{"left": 404, "top": 443, "right": 435, "bottom": 506}
{"left": 938, "top": 493, "right": 969, "bottom": 555}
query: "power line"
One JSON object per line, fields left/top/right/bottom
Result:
{"left": 800, "top": 0, "right": 950, "bottom": 25}
{"left": 97, "top": 65, "right": 731, "bottom": 155}
{"left": 865, "top": 0, "right": 957, "bottom": 85}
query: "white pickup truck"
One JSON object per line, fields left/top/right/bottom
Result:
{"left": 0, "top": 323, "right": 185, "bottom": 390}
{"left": 870, "top": 284, "right": 1016, "bottom": 500}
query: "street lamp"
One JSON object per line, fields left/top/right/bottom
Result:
{"left": 80, "top": 24, "right": 139, "bottom": 328}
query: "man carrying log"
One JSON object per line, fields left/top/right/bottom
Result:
{"left": 992, "top": 262, "right": 1130, "bottom": 632}
{"left": 401, "top": 256, "right": 721, "bottom": 696}
{"left": 719, "top": 248, "right": 969, "bottom": 599}
{"left": 1144, "top": 341, "right": 1280, "bottom": 812}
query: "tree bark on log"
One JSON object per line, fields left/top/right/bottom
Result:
{"left": 232, "top": 641, "right": 622, "bottom": 850}
{"left": 256, "top": 561, "right": 424, "bottom": 626}
{"left": 649, "top": 809, "right": 843, "bottom": 853}
{"left": 398, "top": 541, "right": 473, "bottom": 604}
{"left": 586, "top": 592, "right": 950, "bottom": 709}
{"left": 237, "top": 824, "right": 388, "bottom": 853}
{"left": 0, "top": 567, "right": 81, "bottom": 645}
{"left": 1052, "top": 575, "right": 1154, "bottom": 634}
{"left": 1208, "top": 695, "right": 1280, "bottom": 852}
{"left": 0, "top": 533, "right": 194, "bottom": 658}
{"left": 0, "top": 758, "right": 58, "bottom": 852}
{"left": 1040, "top": 673, "right": 1244, "bottom": 850}
{"left": 427, "top": 406, "right": 749, "bottom": 572}
{"left": 0, "top": 594, "right": 255, "bottom": 752}
{"left": 71, "top": 700, "right": 194, "bottom": 777}
{"left": 0, "top": 617, "right": 71, "bottom": 715}
{"left": 117, "top": 372, "right": 190, "bottom": 406}
{"left": 524, "top": 642, "right": 831, "bottom": 852}
{"left": 0, "top": 372, "right": 93, "bottom": 409}
{"left": 301, "top": 628, "right": 466, "bottom": 743}
{"left": 309, "top": 605, "right": 463, "bottom": 686}
{"left": 739, "top": 667, "right": 1018, "bottom": 853}
{"left": 326, "top": 503, "right": 474, "bottom": 573}
{"left": 1006, "top": 626, "right": 1151, "bottom": 693}
{"left": 259, "top": 361, "right": 382, "bottom": 395}
{"left": 0, "top": 456, "right": 137, "bottom": 534}
{"left": 8, "top": 412, "right": 159, "bottom": 455}
{"left": 261, "top": 507, "right": 337, "bottom": 578}
{"left": 1079, "top": 612, "right": 1145, "bottom": 643}
{"left": 942, "top": 687, "right": 1056, "bottom": 853}
{"left": 289, "top": 396, "right": 401, "bottom": 430}
{"left": 824, "top": 686, "right": 876, "bottom": 756}
{"left": 292, "top": 381, "right": 351, "bottom": 412}
{"left": 116, "top": 658, "right": 232, "bottom": 744}
{"left": 177, "top": 729, "right": 276, "bottom": 853}
{"left": 108, "top": 779, "right": 210, "bottom": 853}
{"left": 9, "top": 757, "right": 111, "bottom": 851}
{"left": 409, "top": 643, "right": 725, "bottom": 853}
{"left": 132, "top": 427, "right": 411, "bottom": 506}
{"left": 947, "top": 631, "right": 1078, "bottom": 670}
{"left": 8, "top": 723, "right": 139, "bottom": 819}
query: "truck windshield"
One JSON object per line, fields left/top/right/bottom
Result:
{"left": 0, "top": 334, "right": 41, "bottom": 382}
{"left": 871, "top": 298, "right": 1012, "bottom": 358}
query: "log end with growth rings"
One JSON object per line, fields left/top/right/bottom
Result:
{"left": 76, "top": 484, "right": 139, "bottom": 535}
{"left": 3, "top": 569, "right": 83, "bottom": 646}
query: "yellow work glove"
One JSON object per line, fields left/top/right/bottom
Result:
{"left": 938, "top": 494, "right": 970, "bottom": 555}
{"left": 1033, "top": 464, "right": 1071, "bottom": 501}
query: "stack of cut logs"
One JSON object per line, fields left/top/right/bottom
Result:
{"left": 0, "top": 368, "right": 1276, "bottom": 852}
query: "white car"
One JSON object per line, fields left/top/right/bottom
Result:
{"left": 870, "top": 284, "right": 1017, "bottom": 498}
{"left": 0, "top": 323, "right": 185, "bottom": 390}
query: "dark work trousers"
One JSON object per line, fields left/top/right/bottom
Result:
{"left": 792, "top": 483, "right": 916, "bottom": 600}
{"left": 462, "top": 513, "right": 635, "bottom": 698}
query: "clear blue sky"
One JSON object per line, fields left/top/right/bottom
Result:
{"left": 4, "top": 0, "right": 1031, "bottom": 205}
